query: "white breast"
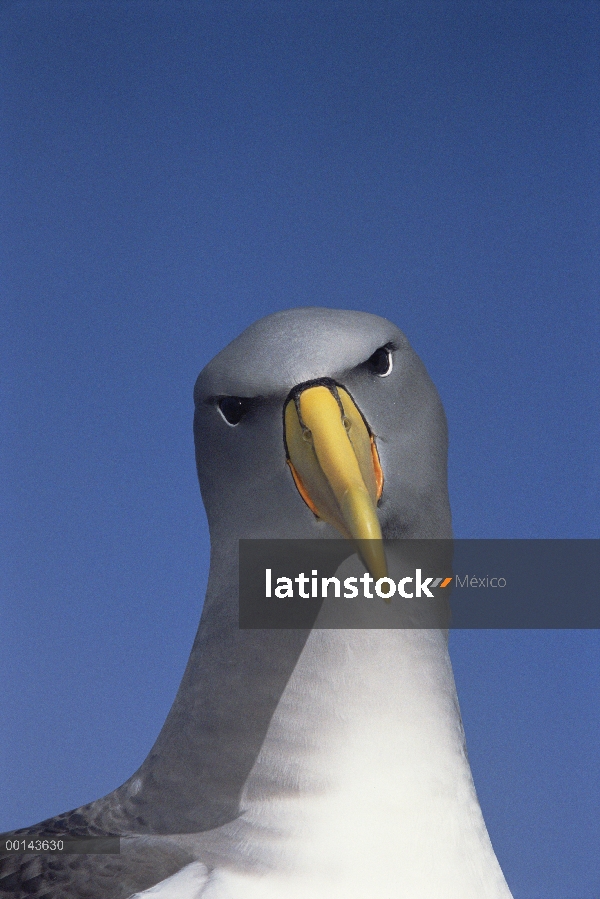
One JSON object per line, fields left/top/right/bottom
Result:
{"left": 129, "top": 861, "right": 208, "bottom": 898}
{"left": 138, "top": 626, "right": 512, "bottom": 899}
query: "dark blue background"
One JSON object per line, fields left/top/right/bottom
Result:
{"left": 2, "top": 3, "right": 598, "bottom": 896}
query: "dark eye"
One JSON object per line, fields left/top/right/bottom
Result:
{"left": 366, "top": 345, "right": 393, "bottom": 377}
{"left": 218, "top": 396, "right": 252, "bottom": 425}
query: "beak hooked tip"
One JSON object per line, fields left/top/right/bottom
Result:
{"left": 284, "top": 382, "right": 388, "bottom": 587}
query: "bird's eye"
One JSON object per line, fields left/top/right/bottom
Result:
{"left": 366, "top": 346, "right": 393, "bottom": 377}
{"left": 218, "top": 396, "right": 252, "bottom": 426}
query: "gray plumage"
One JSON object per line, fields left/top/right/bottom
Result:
{"left": 0, "top": 308, "right": 511, "bottom": 898}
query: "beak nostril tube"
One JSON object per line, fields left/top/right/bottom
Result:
{"left": 283, "top": 382, "right": 387, "bottom": 582}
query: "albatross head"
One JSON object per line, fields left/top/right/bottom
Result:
{"left": 193, "top": 307, "right": 451, "bottom": 554}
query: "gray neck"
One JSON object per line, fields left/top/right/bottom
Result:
{"left": 108, "top": 537, "right": 311, "bottom": 833}
{"left": 94, "top": 535, "right": 511, "bottom": 896}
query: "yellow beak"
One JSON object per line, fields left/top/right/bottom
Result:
{"left": 284, "top": 383, "right": 387, "bottom": 585}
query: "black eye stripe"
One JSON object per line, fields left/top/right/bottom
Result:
{"left": 366, "top": 345, "right": 393, "bottom": 377}
{"left": 218, "top": 396, "right": 252, "bottom": 425}
{"left": 216, "top": 348, "right": 393, "bottom": 425}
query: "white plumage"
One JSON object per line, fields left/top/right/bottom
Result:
{"left": 0, "top": 309, "right": 513, "bottom": 899}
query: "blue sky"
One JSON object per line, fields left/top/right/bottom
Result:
{"left": 1, "top": 2, "right": 599, "bottom": 896}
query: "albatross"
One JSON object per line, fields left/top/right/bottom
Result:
{"left": 0, "top": 308, "right": 513, "bottom": 898}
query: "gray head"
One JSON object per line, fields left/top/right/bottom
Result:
{"left": 116, "top": 308, "right": 452, "bottom": 834}
{"left": 193, "top": 307, "right": 451, "bottom": 545}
